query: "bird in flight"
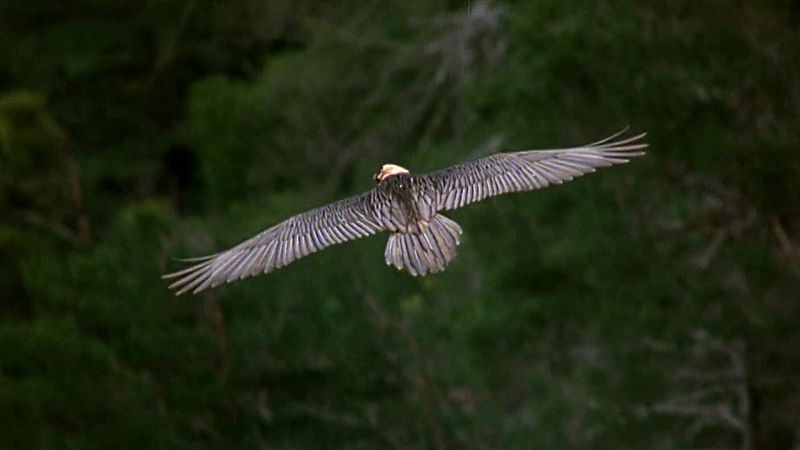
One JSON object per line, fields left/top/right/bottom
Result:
{"left": 163, "top": 129, "right": 646, "bottom": 294}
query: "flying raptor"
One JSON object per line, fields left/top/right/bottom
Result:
{"left": 164, "top": 129, "right": 647, "bottom": 294}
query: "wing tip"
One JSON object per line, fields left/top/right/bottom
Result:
{"left": 162, "top": 259, "right": 215, "bottom": 296}
{"left": 588, "top": 125, "right": 631, "bottom": 146}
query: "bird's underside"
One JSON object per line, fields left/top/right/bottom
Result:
{"left": 163, "top": 129, "right": 647, "bottom": 294}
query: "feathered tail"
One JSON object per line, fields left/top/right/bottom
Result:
{"left": 384, "top": 214, "right": 462, "bottom": 276}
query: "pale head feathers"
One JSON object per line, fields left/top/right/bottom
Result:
{"left": 375, "top": 164, "right": 410, "bottom": 183}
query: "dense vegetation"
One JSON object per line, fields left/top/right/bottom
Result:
{"left": 1, "top": 1, "right": 798, "bottom": 448}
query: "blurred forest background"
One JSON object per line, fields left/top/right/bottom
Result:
{"left": 1, "top": 0, "right": 799, "bottom": 449}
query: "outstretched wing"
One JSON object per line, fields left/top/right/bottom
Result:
{"left": 163, "top": 191, "right": 386, "bottom": 295}
{"left": 419, "top": 129, "right": 647, "bottom": 211}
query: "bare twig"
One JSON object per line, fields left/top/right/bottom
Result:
{"left": 770, "top": 215, "right": 795, "bottom": 257}
{"left": 203, "top": 294, "right": 230, "bottom": 378}
{"left": 21, "top": 210, "right": 81, "bottom": 245}
{"left": 640, "top": 330, "right": 752, "bottom": 450}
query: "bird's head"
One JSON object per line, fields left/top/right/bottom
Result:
{"left": 374, "top": 164, "right": 410, "bottom": 184}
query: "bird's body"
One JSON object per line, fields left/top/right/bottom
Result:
{"left": 164, "top": 130, "right": 647, "bottom": 294}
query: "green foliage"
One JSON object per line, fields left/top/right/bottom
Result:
{"left": 1, "top": 0, "right": 799, "bottom": 448}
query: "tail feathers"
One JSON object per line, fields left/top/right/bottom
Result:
{"left": 384, "top": 214, "right": 462, "bottom": 276}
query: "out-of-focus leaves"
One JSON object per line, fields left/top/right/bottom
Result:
{"left": 0, "top": 90, "right": 65, "bottom": 165}
{"left": 0, "top": 0, "right": 799, "bottom": 449}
